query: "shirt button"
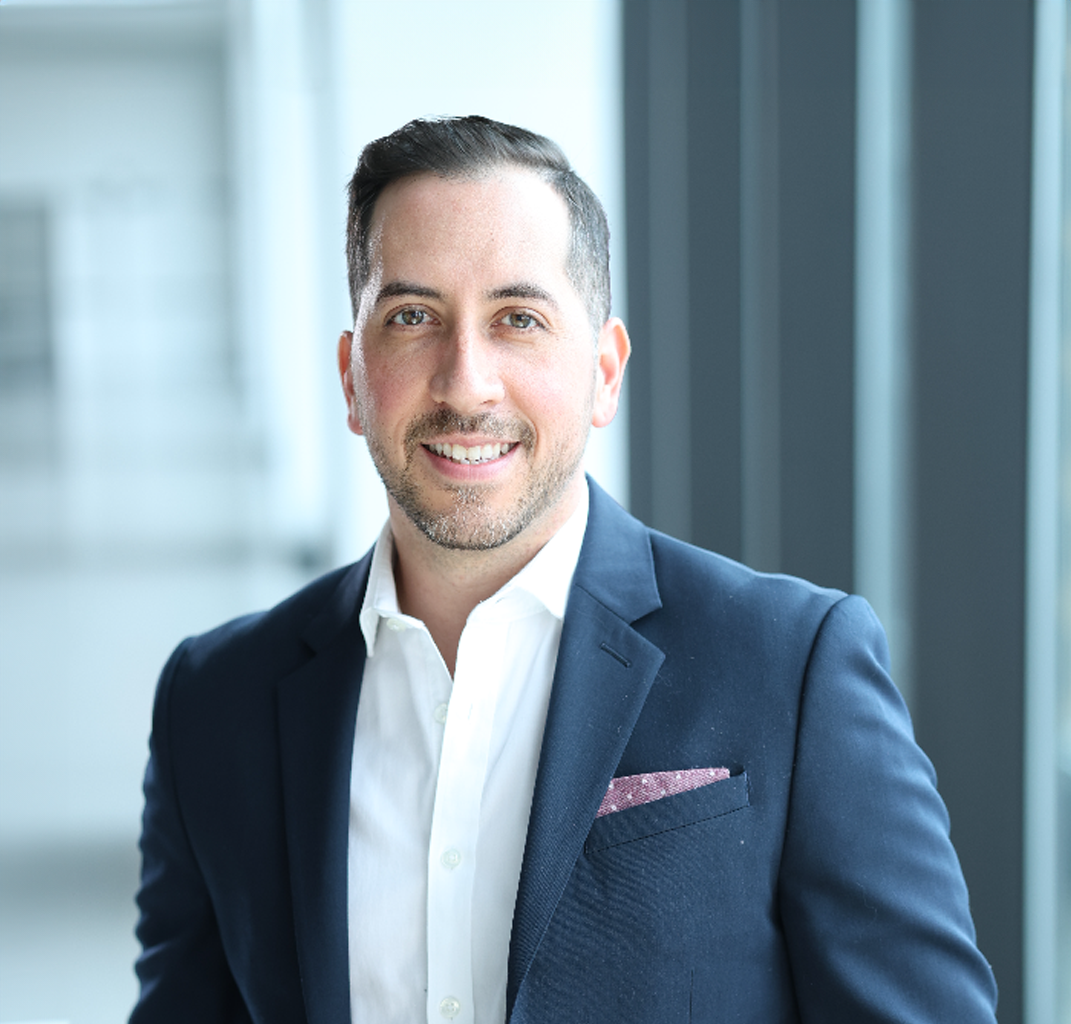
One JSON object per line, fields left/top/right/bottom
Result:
{"left": 441, "top": 848, "right": 461, "bottom": 869}
{"left": 433, "top": 702, "right": 449, "bottom": 724}
{"left": 439, "top": 996, "right": 461, "bottom": 1018}
{"left": 385, "top": 617, "right": 406, "bottom": 631}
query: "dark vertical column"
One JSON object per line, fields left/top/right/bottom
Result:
{"left": 647, "top": 0, "right": 692, "bottom": 541}
{"left": 627, "top": 0, "right": 748, "bottom": 554}
{"left": 624, "top": 0, "right": 654, "bottom": 528}
{"left": 911, "top": 4, "right": 1034, "bottom": 1021}
{"left": 625, "top": 0, "right": 1038, "bottom": 1016}
{"left": 627, "top": 0, "right": 855, "bottom": 587}
{"left": 777, "top": 0, "right": 856, "bottom": 592}
{"left": 739, "top": 0, "right": 782, "bottom": 571}
{"left": 687, "top": 0, "right": 743, "bottom": 558}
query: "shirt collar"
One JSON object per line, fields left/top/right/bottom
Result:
{"left": 359, "top": 485, "right": 590, "bottom": 657}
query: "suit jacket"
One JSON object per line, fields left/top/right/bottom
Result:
{"left": 131, "top": 480, "right": 998, "bottom": 1023}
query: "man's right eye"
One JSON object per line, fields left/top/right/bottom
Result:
{"left": 389, "top": 308, "right": 427, "bottom": 326}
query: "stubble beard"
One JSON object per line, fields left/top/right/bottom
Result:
{"left": 364, "top": 408, "right": 588, "bottom": 551}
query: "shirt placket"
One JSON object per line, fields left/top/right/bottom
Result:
{"left": 425, "top": 609, "right": 508, "bottom": 1024}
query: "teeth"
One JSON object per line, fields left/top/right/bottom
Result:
{"left": 428, "top": 441, "right": 514, "bottom": 464}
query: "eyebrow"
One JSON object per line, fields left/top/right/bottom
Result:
{"left": 373, "top": 281, "right": 444, "bottom": 306}
{"left": 374, "top": 279, "right": 562, "bottom": 311}
{"left": 486, "top": 282, "right": 560, "bottom": 310}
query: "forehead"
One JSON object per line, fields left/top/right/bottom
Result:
{"left": 367, "top": 168, "right": 573, "bottom": 285}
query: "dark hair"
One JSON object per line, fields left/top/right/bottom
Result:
{"left": 345, "top": 115, "right": 611, "bottom": 330}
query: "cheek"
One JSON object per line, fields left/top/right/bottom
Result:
{"left": 355, "top": 359, "right": 427, "bottom": 434}
{"left": 514, "top": 362, "right": 596, "bottom": 434}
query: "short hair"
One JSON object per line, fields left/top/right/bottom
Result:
{"left": 345, "top": 115, "right": 611, "bottom": 331}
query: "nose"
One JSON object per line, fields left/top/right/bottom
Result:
{"left": 428, "top": 323, "right": 505, "bottom": 414}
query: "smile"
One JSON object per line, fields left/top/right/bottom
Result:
{"left": 426, "top": 441, "right": 516, "bottom": 465}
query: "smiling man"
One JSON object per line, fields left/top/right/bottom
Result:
{"left": 131, "top": 117, "right": 998, "bottom": 1024}
{"left": 337, "top": 161, "right": 627, "bottom": 677}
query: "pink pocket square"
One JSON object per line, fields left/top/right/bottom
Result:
{"left": 596, "top": 767, "right": 731, "bottom": 817}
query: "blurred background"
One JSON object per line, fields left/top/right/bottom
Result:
{"left": 0, "top": 1, "right": 1066, "bottom": 1022}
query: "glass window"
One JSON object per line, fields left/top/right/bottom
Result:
{"left": 1056, "top": 8, "right": 1071, "bottom": 1021}
{"left": 0, "top": 200, "right": 52, "bottom": 389}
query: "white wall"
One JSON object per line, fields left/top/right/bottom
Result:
{"left": 0, "top": 0, "right": 626, "bottom": 847}
{"left": 0, "top": 4, "right": 622, "bottom": 1016}
{"left": 0, "top": 9, "right": 269, "bottom": 845}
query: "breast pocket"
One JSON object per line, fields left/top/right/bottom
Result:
{"left": 584, "top": 771, "right": 750, "bottom": 854}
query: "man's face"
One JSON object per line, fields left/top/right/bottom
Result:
{"left": 338, "top": 167, "right": 627, "bottom": 553}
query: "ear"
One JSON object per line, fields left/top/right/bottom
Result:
{"left": 337, "top": 330, "right": 364, "bottom": 436}
{"left": 591, "top": 317, "right": 630, "bottom": 428}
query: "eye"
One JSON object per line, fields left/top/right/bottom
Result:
{"left": 501, "top": 311, "right": 540, "bottom": 330}
{"left": 389, "top": 307, "right": 429, "bottom": 326}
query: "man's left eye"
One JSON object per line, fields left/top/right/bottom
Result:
{"left": 503, "top": 312, "right": 537, "bottom": 329}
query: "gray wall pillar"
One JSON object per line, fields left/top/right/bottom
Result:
{"left": 910, "top": 5, "right": 1034, "bottom": 1019}
{"left": 624, "top": 2, "right": 1035, "bottom": 1019}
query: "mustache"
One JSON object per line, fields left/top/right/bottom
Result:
{"left": 404, "top": 410, "right": 534, "bottom": 450}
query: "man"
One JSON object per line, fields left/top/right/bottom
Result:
{"left": 131, "top": 116, "right": 998, "bottom": 1023}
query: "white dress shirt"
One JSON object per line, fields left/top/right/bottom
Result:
{"left": 348, "top": 489, "right": 589, "bottom": 1024}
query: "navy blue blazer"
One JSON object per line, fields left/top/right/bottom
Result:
{"left": 132, "top": 480, "right": 998, "bottom": 1023}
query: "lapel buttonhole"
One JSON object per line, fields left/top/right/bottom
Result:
{"left": 599, "top": 642, "right": 632, "bottom": 668}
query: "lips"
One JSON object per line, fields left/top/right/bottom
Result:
{"left": 425, "top": 441, "right": 516, "bottom": 465}
{"left": 404, "top": 410, "right": 534, "bottom": 478}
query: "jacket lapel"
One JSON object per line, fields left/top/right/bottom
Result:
{"left": 276, "top": 556, "right": 371, "bottom": 1024}
{"left": 507, "top": 482, "right": 664, "bottom": 1015}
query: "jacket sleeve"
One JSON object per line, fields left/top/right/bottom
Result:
{"left": 778, "top": 595, "right": 999, "bottom": 1023}
{"left": 129, "top": 639, "right": 252, "bottom": 1024}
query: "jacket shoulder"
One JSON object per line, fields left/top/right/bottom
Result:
{"left": 163, "top": 557, "right": 370, "bottom": 701}
{"left": 580, "top": 479, "right": 846, "bottom": 640}
{"left": 645, "top": 527, "right": 848, "bottom": 642}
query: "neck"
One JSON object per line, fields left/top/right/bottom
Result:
{"left": 388, "top": 478, "right": 584, "bottom": 675}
